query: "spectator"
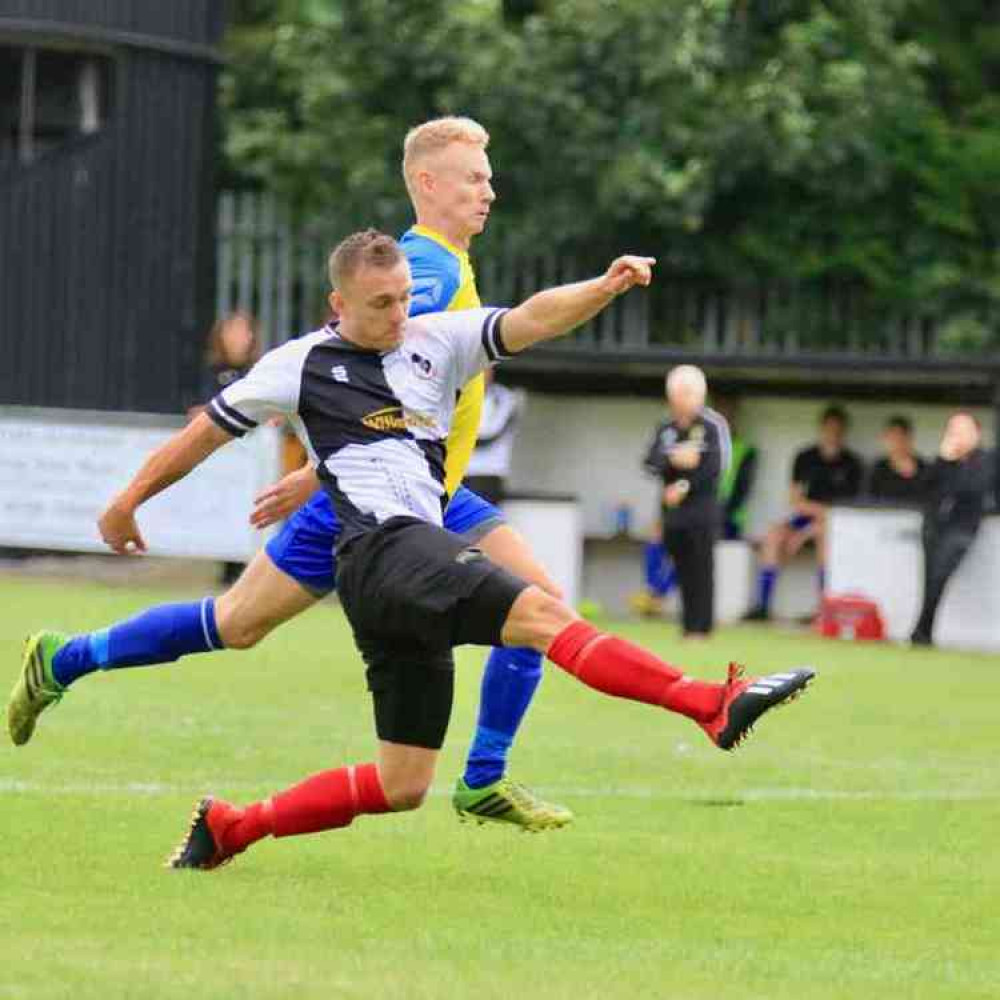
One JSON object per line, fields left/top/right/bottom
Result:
{"left": 189, "top": 310, "right": 261, "bottom": 418}
{"left": 746, "top": 405, "right": 863, "bottom": 621}
{"left": 631, "top": 394, "right": 754, "bottom": 619}
{"left": 868, "top": 415, "right": 928, "bottom": 504}
{"left": 463, "top": 369, "right": 524, "bottom": 506}
{"left": 911, "top": 412, "right": 993, "bottom": 646}
{"left": 714, "top": 396, "right": 757, "bottom": 540}
{"left": 642, "top": 365, "right": 730, "bottom": 638}
{"left": 191, "top": 311, "right": 261, "bottom": 584}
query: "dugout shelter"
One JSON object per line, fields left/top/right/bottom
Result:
{"left": 0, "top": 0, "right": 224, "bottom": 413}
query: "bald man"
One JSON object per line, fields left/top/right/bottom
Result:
{"left": 642, "top": 366, "right": 731, "bottom": 637}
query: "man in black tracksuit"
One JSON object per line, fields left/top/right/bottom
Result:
{"left": 643, "top": 366, "right": 730, "bottom": 637}
{"left": 911, "top": 412, "right": 994, "bottom": 646}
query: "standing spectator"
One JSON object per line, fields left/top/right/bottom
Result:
{"left": 642, "top": 365, "right": 730, "bottom": 638}
{"left": 714, "top": 396, "right": 758, "bottom": 540}
{"left": 190, "top": 311, "right": 261, "bottom": 415}
{"left": 463, "top": 369, "right": 524, "bottom": 506}
{"left": 868, "top": 415, "right": 928, "bottom": 504}
{"left": 911, "top": 412, "right": 993, "bottom": 646}
{"left": 191, "top": 311, "right": 261, "bottom": 584}
{"left": 746, "top": 405, "right": 863, "bottom": 621}
{"left": 632, "top": 394, "right": 754, "bottom": 618}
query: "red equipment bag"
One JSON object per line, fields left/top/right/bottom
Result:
{"left": 814, "top": 592, "right": 886, "bottom": 641}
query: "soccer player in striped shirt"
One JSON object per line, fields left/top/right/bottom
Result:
{"left": 87, "top": 231, "right": 813, "bottom": 869}
{"left": 7, "top": 118, "right": 570, "bottom": 830}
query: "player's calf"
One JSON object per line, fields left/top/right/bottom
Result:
{"left": 541, "top": 619, "right": 815, "bottom": 750}
{"left": 168, "top": 763, "right": 393, "bottom": 870}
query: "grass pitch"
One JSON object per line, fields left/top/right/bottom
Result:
{"left": 1, "top": 572, "right": 997, "bottom": 999}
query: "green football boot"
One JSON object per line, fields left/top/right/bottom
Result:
{"left": 452, "top": 776, "right": 574, "bottom": 832}
{"left": 7, "top": 631, "right": 68, "bottom": 746}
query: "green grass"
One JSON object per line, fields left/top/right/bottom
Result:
{"left": 1, "top": 574, "right": 998, "bottom": 1000}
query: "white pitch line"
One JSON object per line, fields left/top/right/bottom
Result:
{"left": 1, "top": 777, "right": 998, "bottom": 803}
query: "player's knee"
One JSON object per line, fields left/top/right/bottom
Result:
{"left": 502, "top": 585, "right": 577, "bottom": 651}
{"left": 215, "top": 591, "right": 271, "bottom": 649}
{"left": 534, "top": 575, "right": 564, "bottom": 601}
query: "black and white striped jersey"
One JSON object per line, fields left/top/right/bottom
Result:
{"left": 207, "top": 307, "right": 511, "bottom": 547}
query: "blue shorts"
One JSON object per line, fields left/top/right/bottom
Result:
{"left": 265, "top": 485, "right": 505, "bottom": 596}
{"left": 788, "top": 514, "right": 814, "bottom": 532}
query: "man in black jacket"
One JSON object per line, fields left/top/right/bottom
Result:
{"left": 643, "top": 365, "right": 730, "bottom": 637}
{"left": 911, "top": 412, "right": 994, "bottom": 646}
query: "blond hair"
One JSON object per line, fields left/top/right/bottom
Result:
{"left": 402, "top": 116, "right": 490, "bottom": 195}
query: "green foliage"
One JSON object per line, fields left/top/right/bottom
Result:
{"left": 220, "top": 0, "right": 1000, "bottom": 330}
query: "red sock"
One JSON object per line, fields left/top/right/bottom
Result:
{"left": 546, "top": 621, "right": 723, "bottom": 722}
{"left": 221, "top": 763, "right": 390, "bottom": 853}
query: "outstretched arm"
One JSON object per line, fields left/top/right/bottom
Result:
{"left": 99, "top": 413, "right": 233, "bottom": 554}
{"left": 500, "top": 255, "right": 655, "bottom": 354}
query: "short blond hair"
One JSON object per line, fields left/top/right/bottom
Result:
{"left": 402, "top": 116, "right": 489, "bottom": 195}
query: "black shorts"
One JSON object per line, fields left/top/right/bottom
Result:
{"left": 337, "top": 517, "right": 529, "bottom": 748}
{"left": 361, "top": 645, "right": 455, "bottom": 750}
{"left": 337, "top": 517, "right": 528, "bottom": 651}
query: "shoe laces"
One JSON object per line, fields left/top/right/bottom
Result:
{"left": 498, "top": 777, "right": 543, "bottom": 815}
{"left": 725, "top": 662, "right": 745, "bottom": 687}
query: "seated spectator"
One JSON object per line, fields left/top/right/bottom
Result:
{"left": 867, "top": 415, "right": 928, "bottom": 504}
{"left": 745, "top": 405, "right": 864, "bottom": 621}
{"left": 911, "top": 412, "right": 994, "bottom": 646}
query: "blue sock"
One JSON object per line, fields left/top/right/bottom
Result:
{"left": 463, "top": 646, "right": 543, "bottom": 789}
{"left": 643, "top": 542, "right": 676, "bottom": 597}
{"left": 817, "top": 567, "right": 826, "bottom": 594}
{"left": 758, "top": 567, "right": 778, "bottom": 612}
{"left": 51, "top": 598, "right": 223, "bottom": 688}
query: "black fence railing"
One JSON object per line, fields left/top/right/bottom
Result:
{"left": 217, "top": 193, "right": 996, "bottom": 364}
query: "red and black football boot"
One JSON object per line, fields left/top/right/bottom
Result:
{"left": 166, "top": 797, "right": 244, "bottom": 871}
{"left": 701, "top": 664, "right": 815, "bottom": 751}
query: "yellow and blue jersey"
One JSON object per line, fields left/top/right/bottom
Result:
{"left": 399, "top": 224, "right": 485, "bottom": 498}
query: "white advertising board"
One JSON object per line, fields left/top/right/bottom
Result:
{"left": 0, "top": 408, "right": 281, "bottom": 561}
{"left": 828, "top": 505, "right": 1000, "bottom": 650}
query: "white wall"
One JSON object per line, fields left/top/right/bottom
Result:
{"left": 507, "top": 392, "right": 995, "bottom": 540}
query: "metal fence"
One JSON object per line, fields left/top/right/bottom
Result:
{"left": 217, "top": 191, "right": 971, "bottom": 361}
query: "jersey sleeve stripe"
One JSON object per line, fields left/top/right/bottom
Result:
{"left": 703, "top": 406, "right": 732, "bottom": 473}
{"left": 208, "top": 396, "right": 256, "bottom": 437}
{"left": 481, "top": 308, "right": 512, "bottom": 362}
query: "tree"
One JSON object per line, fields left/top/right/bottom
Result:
{"left": 218, "top": 0, "right": 1000, "bottom": 340}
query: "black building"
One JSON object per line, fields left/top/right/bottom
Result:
{"left": 0, "top": 1, "right": 224, "bottom": 413}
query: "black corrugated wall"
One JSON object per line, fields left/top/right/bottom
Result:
{"left": 0, "top": 0, "right": 224, "bottom": 412}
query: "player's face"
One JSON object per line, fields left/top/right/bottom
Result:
{"left": 427, "top": 143, "right": 495, "bottom": 241}
{"left": 334, "top": 260, "right": 413, "bottom": 352}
